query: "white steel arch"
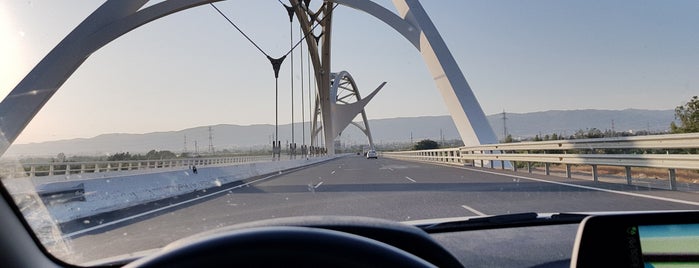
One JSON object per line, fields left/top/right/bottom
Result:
{"left": 327, "top": 71, "right": 384, "bottom": 150}
{"left": 0, "top": 0, "right": 223, "bottom": 155}
{"left": 0, "top": 0, "right": 497, "bottom": 156}
{"left": 330, "top": 0, "right": 498, "bottom": 147}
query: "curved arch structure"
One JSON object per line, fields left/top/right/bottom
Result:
{"left": 0, "top": 0, "right": 223, "bottom": 154}
{"left": 0, "top": 0, "right": 497, "bottom": 156}
{"left": 331, "top": 0, "right": 498, "bottom": 147}
{"left": 327, "top": 71, "right": 384, "bottom": 150}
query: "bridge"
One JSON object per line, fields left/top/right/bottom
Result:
{"left": 49, "top": 147, "right": 699, "bottom": 263}
{"left": 1, "top": 1, "right": 698, "bottom": 263}
{"left": 4, "top": 132, "right": 696, "bottom": 263}
{"left": 0, "top": 0, "right": 497, "bottom": 159}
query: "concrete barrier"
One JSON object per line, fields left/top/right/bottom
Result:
{"left": 5, "top": 156, "right": 339, "bottom": 223}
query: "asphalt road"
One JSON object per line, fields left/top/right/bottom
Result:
{"left": 64, "top": 155, "right": 699, "bottom": 264}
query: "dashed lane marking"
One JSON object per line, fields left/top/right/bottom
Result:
{"left": 461, "top": 205, "right": 488, "bottom": 216}
{"left": 314, "top": 181, "right": 324, "bottom": 189}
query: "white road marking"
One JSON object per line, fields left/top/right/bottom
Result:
{"left": 453, "top": 165, "right": 699, "bottom": 207}
{"left": 314, "top": 181, "right": 324, "bottom": 188}
{"left": 405, "top": 176, "right": 416, "bottom": 183}
{"left": 62, "top": 172, "right": 285, "bottom": 238}
{"left": 461, "top": 205, "right": 487, "bottom": 216}
{"left": 388, "top": 168, "right": 394, "bottom": 171}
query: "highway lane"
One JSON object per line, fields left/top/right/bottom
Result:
{"left": 65, "top": 155, "right": 699, "bottom": 264}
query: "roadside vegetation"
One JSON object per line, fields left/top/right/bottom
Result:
{"left": 670, "top": 96, "right": 699, "bottom": 134}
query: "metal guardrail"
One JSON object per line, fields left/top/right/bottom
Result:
{"left": 383, "top": 133, "right": 699, "bottom": 191}
{"left": 381, "top": 148, "right": 465, "bottom": 165}
{"left": 461, "top": 132, "right": 699, "bottom": 151}
{"left": 2, "top": 155, "right": 274, "bottom": 178}
{"left": 457, "top": 153, "right": 699, "bottom": 170}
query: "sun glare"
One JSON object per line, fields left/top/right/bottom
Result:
{"left": 0, "top": 3, "right": 24, "bottom": 101}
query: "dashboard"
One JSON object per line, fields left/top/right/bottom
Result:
{"left": 112, "top": 212, "right": 699, "bottom": 267}
{"left": 432, "top": 223, "right": 578, "bottom": 267}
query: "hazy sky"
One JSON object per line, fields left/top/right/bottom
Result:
{"left": 2, "top": 0, "right": 698, "bottom": 144}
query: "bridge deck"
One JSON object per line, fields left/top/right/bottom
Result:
{"left": 65, "top": 155, "right": 699, "bottom": 263}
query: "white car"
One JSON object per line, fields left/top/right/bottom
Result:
{"left": 366, "top": 150, "right": 378, "bottom": 159}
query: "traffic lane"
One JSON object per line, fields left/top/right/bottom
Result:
{"left": 66, "top": 155, "right": 699, "bottom": 263}
{"left": 373, "top": 157, "right": 699, "bottom": 215}
{"left": 460, "top": 164, "right": 699, "bottom": 205}
{"left": 68, "top": 156, "right": 489, "bottom": 262}
{"left": 68, "top": 155, "right": 699, "bottom": 238}
{"left": 67, "top": 155, "right": 691, "bottom": 237}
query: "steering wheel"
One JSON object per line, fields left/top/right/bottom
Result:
{"left": 126, "top": 226, "right": 436, "bottom": 268}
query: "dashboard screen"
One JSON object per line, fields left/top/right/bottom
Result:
{"left": 572, "top": 212, "right": 699, "bottom": 268}
{"left": 638, "top": 224, "right": 699, "bottom": 267}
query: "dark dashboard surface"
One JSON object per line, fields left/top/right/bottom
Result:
{"left": 122, "top": 215, "right": 579, "bottom": 268}
{"left": 431, "top": 224, "right": 578, "bottom": 268}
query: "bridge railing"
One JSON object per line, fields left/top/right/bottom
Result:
{"left": 2, "top": 155, "right": 275, "bottom": 179}
{"left": 382, "top": 133, "right": 699, "bottom": 190}
{"left": 381, "top": 148, "right": 464, "bottom": 165}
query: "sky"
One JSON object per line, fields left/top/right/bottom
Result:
{"left": 1, "top": 0, "right": 698, "bottom": 144}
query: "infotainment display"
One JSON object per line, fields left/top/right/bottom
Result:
{"left": 571, "top": 211, "right": 699, "bottom": 268}
{"left": 638, "top": 224, "right": 699, "bottom": 267}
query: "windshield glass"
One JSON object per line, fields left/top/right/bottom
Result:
{"left": 1, "top": 0, "right": 698, "bottom": 265}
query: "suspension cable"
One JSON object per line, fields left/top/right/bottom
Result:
{"left": 283, "top": 3, "right": 296, "bottom": 157}
{"left": 211, "top": 1, "right": 337, "bottom": 156}
{"left": 210, "top": 2, "right": 337, "bottom": 63}
{"left": 308, "top": 36, "right": 313, "bottom": 150}
{"left": 282, "top": 3, "right": 338, "bottom": 58}
{"left": 210, "top": 3, "right": 270, "bottom": 58}
{"left": 300, "top": 24, "right": 305, "bottom": 149}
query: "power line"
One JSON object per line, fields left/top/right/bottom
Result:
{"left": 183, "top": 135, "right": 187, "bottom": 154}
{"left": 208, "top": 126, "right": 214, "bottom": 155}
{"left": 502, "top": 109, "right": 508, "bottom": 139}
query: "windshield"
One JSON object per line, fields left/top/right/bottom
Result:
{"left": 2, "top": 0, "right": 698, "bottom": 265}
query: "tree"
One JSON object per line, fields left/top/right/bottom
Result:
{"left": 145, "top": 150, "right": 177, "bottom": 159}
{"left": 145, "top": 150, "right": 159, "bottom": 159}
{"left": 413, "top": 139, "right": 439, "bottom": 150}
{"left": 504, "top": 134, "right": 514, "bottom": 143}
{"left": 671, "top": 96, "right": 699, "bottom": 133}
{"left": 159, "top": 150, "right": 177, "bottom": 159}
{"left": 56, "top": 153, "right": 66, "bottom": 162}
{"left": 108, "top": 152, "right": 133, "bottom": 161}
{"left": 587, "top": 128, "right": 604, "bottom": 138}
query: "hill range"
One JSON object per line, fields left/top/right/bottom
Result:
{"left": 5, "top": 109, "right": 674, "bottom": 157}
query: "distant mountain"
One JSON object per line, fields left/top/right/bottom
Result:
{"left": 486, "top": 109, "right": 675, "bottom": 140}
{"left": 5, "top": 109, "right": 675, "bottom": 157}
{"left": 332, "top": 109, "right": 675, "bottom": 144}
